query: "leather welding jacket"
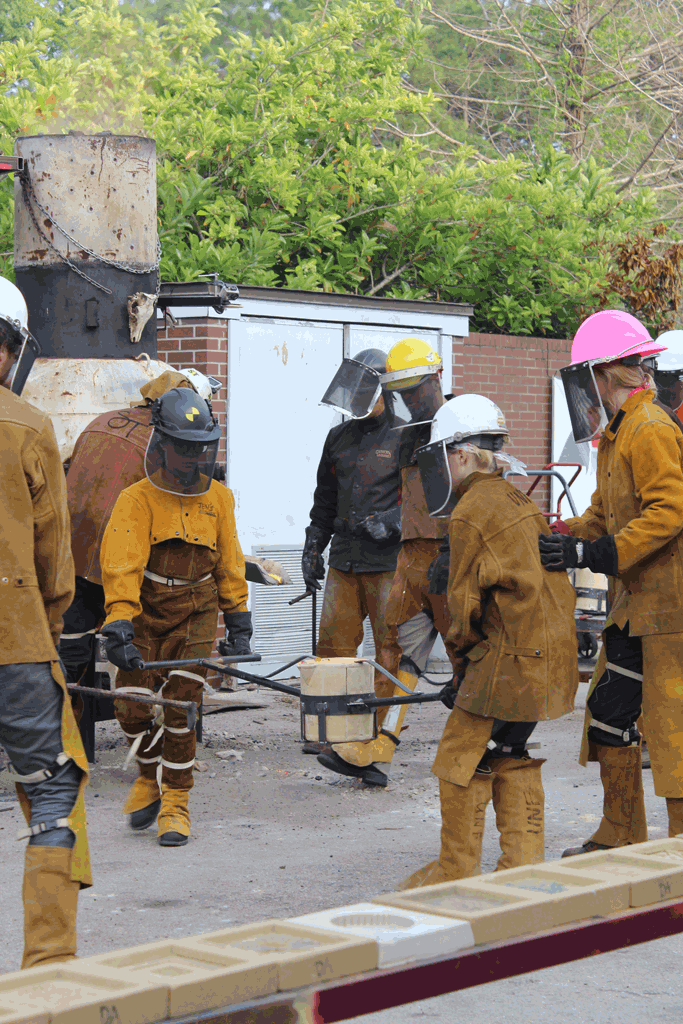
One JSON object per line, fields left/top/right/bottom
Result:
{"left": 100, "top": 476, "right": 248, "bottom": 624}
{"left": 565, "top": 389, "right": 683, "bottom": 637}
{"left": 309, "top": 412, "right": 401, "bottom": 572}
{"left": 448, "top": 470, "right": 578, "bottom": 722}
{"left": 398, "top": 424, "right": 448, "bottom": 541}
{"left": 0, "top": 388, "right": 75, "bottom": 663}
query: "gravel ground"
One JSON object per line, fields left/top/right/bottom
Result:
{"left": 0, "top": 678, "right": 680, "bottom": 1023}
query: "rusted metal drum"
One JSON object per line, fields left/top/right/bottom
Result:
{"left": 14, "top": 133, "right": 158, "bottom": 359}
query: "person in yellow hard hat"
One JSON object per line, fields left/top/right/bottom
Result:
{"left": 319, "top": 337, "right": 459, "bottom": 787}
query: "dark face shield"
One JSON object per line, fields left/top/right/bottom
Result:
{"left": 383, "top": 374, "right": 444, "bottom": 430}
{"left": 6, "top": 330, "right": 40, "bottom": 396}
{"left": 416, "top": 440, "right": 456, "bottom": 517}
{"left": 655, "top": 370, "right": 683, "bottom": 413}
{"left": 560, "top": 361, "right": 609, "bottom": 444}
{"left": 145, "top": 431, "right": 219, "bottom": 496}
{"left": 320, "top": 358, "right": 383, "bottom": 419}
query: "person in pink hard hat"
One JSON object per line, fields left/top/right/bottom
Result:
{"left": 539, "top": 310, "right": 683, "bottom": 854}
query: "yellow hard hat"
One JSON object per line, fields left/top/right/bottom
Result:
{"left": 383, "top": 337, "right": 442, "bottom": 391}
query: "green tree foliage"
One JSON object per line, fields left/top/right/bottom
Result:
{"left": 0, "top": 0, "right": 658, "bottom": 336}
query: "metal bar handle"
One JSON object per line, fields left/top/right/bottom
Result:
{"left": 67, "top": 684, "right": 199, "bottom": 730}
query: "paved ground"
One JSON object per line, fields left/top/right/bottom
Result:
{"left": 0, "top": 676, "right": 680, "bottom": 1023}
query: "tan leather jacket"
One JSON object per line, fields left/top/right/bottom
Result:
{"left": 0, "top": 389, "right": 74, "bottom": 662}
{"left": 566, "top": 390, "right": 683, "bottom": 636}
{"left": 448, "top": 471, "right": 578, "bottom": 721}
{"left": 101, "top": 477, "right": 248, "bottom": 623}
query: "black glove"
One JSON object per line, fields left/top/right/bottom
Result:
{"left": 212, "top": 463, "right": 226, "bottom": 482}
{"left": 101, "top": 619, "right": 144, "bottom": 672}
{"left": 301, "top": 524, "right": 330, "bottom": 592}
{"left": 427, "top": 538, "right": 450, "bottom": 595}
{"left": 218, "top": 611, "right": 253, "bottom": 656}
{"left": 538, "top": 533, "right": 618, "bottom": 575}
{"left": 360, "top": 506, "right": 402, "bottom": 544}
{"left": 440, "top": 666, "right": 465, "bottom": 710}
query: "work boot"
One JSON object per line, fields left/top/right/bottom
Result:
{"left": 589, "top": 744, "right": 648, "bottom": 848}
{"left": 317, "top": 749, "right": 388, "bottom": 787}
{"left": 400, "top": 770, "right": 493, "bottom": 889}
{"left": 489, "top": 756, "right": 545, "bottom": 871}
{"left": 666, "top": 797, "right": 683, "bottom": 838}
{"left": 331, "top": 668, "right": 417, "bottom": 771}
{"left": 123, "top": 775, "right": 161, "bottom": 831}
{"left": 562, "top": 840, "right": 613, "bottom": 858}
{"left": 301, "top": 740, "right": 329, "bottom": 755}
{"left": 158, "top": 789, "right": 190, "bottom": 847}
{"left": 22, "top": 846, "right": 80, "bottom": 969}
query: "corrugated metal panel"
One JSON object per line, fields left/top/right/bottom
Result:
{"left": 251, "top": 544, "right": 323, "bottom": 659}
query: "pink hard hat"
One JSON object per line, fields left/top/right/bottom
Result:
{"left": 570, "top": 310, "right": 666, "bottom": 366}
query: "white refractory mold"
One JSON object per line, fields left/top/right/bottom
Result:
{"left": 287, "top": 902, "right": 475, "bottom": 966}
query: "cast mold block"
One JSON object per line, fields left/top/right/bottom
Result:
{"left": 375, "top": 865, "right": 630, "bottom": 944}
{"left": 607, "top": 837, "right": 683, "bottom": 906}
{"left": 0, "top": 964, "right": 167, "bottom": 1024}
{"left": 74, "top": 940, "right": 277, "bottom": 1018}
{"left": 287, "top": 902, "right": 474, "bottom": 966}
{"left": 184, "top": 918, "right": 378, "bottom": 989}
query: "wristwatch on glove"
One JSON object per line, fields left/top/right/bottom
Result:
{"left": 218, "top": 611, "right": 253, "bottom": 657}
{"left": 538, "top": 533, "right": 618, "bottom": 575}
{"left": 101, "top": 619, "right": 144, "bottom": 672}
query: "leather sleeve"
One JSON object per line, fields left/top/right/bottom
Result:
{"left": 100, "top": 490, "right": 151, "bottom": 623}
{"left": 309, "top": 430, "right": 338, "bottom": 537}
{"left": 564, "top": 486, "right": 607, "bottom": 541}
{"left": 214, "top": 487, "right": 249, "bottom": 615}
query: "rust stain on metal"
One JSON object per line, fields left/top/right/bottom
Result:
{"left": 29, "top": 249, "right": 48, "bottom": 260}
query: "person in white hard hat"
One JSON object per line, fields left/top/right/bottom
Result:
{"left": 0, "top": 275, "right": 91, "bottom": 968}
{"left": 400, "top": 394, "right": 578, "bottom": 886}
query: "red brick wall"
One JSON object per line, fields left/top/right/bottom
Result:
{"left": 453, "top": 332, "right": 572, "bottom": 511}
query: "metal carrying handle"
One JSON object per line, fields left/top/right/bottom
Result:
{"left": 67, "top": 684, "right": 199, "bottom": 730}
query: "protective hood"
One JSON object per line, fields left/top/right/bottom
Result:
{"left": 320, "top": 350, "right": 386, "bottom": 419}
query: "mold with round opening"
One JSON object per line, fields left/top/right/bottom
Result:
{"left": 329, "top": 913, "right": 416, "bottom": 931}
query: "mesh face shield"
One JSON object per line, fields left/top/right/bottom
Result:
{"left": 560, "top": 361, "right": 609, "bottom": 444}
{"left": 320, "top": 358, "right": 383, "bottom": 419}
{"left": 382, "top": 374, "right": 444, "bottom": 430}
{"left": 144, "top": 430, "right": 219, "bottom": 496}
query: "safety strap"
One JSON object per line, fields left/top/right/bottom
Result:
{"left": 17, "top": 817, "right": 70, "bottom": 840}
{"left": 123, "top": 725, "right": 164, "bottom": 769}
{"left": 168, "top": 669, "right": 205, "bottom": 685}
{"left": 379, "top": 729, "right": 400, "bottom": 746}
{"left": 161, "top": 757, "right": 196, "bottom": 771}
{"left": 10, "top": 752, "right": 70, "bottom": 785}
{"left": 60, "top": 629, "right": 97, "bottom": 640}
{"left": 115, "top": 686, "right": 156, "bottom": 697}
{"left": 605, "top": 661, "right": 644, "bottom": 682}
{"left": 589, "top": 717, "right": 634, "bottom": 743}
{"left": 165, "top": 724, "right": 193, "bottom": 735}
{"left": 143, "top": 570, "right": 212, "bottom": 587}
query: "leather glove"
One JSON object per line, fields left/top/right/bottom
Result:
{"left": 101, "top": 619, "right": 144, "bottom": 672}
{"left": 218, "top": 611, "right": 253, "bottom": 656}
{"left": 440, "top": 666, "right": 465, "bottom": 710}
{"left": 360, "top": 506, "right": 402, "bottom": 544}
{"left": 301, "top": 524, "right": 331, "bottom": 592}
{"left": 538, "top": 533, "right": 618, "bottom": 575}
{"left": 427, "top": 538, "right": 450, "bottom": 595}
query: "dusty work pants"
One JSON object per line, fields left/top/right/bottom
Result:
{"left": 0, "top": 664, "right": 82, "bottom": 848}
{"left": 58, "top": 577, "right": 106, "bottom": 688}
{"left": 317, "top": 567, "right": 401, "bottom": 716}
{"left": 115, "top": 578, "right": 218, "bottom": 792}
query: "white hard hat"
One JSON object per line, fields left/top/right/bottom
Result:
{"left": 0, "top": 276, "right": 29, "bottom": 345}
{"left": 654, "top": 331, "right": 683, "bottom": 371}
{"left": 429, "top": 394, "right": 509, "bottom": 445}
{"left": 180, "top": 367, "right": 222, "bottom": 402}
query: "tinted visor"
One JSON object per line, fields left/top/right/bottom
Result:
{"left": 144, "top": 430, "right": 219, "bottom": 496}
{"left": 8, "top": 331, "right": 40, "bottom": 396}
{"left": 416, "top": 440, "right": 456, "bottom": 517}
{"left": 655, "top": 371, "right": 683, "bottom": 413}
{"left": 320, "top": 358, "right": 383, "bottom": 419}
{"left": 383, "top": 375, "right": 444, "bottom": 430}
{"left": 560, "top": 362, "right": 608, "bottom": 444}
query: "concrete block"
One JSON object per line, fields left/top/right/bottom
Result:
{"left": 184, "top": 918, "right": 378, "bottom": 989}
{"left": 75, "top": 940, "right": 277, "bottom": 1018}
{"left": 0, "top": 964, "right": 167, "bottom": 1024}
{"left": 287, "top": 902, "right": 475, "bottom": 966}
{"left": 375, "top": 865, "right": 630, "bottom": 945}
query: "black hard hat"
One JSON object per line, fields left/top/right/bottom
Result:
{"left": 151, "top": 388, "right": 221, "bottom": 444}
{"left": 352, "top": 348, "right": 387, "bottom": 374}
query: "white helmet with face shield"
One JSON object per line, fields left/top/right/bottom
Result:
{"left": 649, "top": 330, "right": 683, "bottom": 413}
{"left": 0, "top": 276, "right": 41, "bottom": 394}
{"left": 180, "top": 366, "right": 222, "bottom": 402}
{"left": 416, "top": 394, "right": 526, "bottom": 517}
{"left": 145, "top": 388, "right": 221, "bottom": 496}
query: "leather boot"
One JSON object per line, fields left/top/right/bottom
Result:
{"left": 158, "top": 788, "right": 190, "bottom": 847}
{"left": 563, "top": 744, "right": 647, "bottom": 856}
{"left": 400, "top": 770, "right": 493, "bottom": 890}
{"left": 666, "top": 797, "right": 683, "bottom": 838}
{"left": 332, "top": 668, "right": 418, "bottom": 769}
{"left": 123, "top": 775, "right": 161, "bottom": 831}
{"left": 489, "top": 756, "right": 545, "bottom": 871}
{"left": 22, "top": 846, "right": 79, "bottom": 969}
